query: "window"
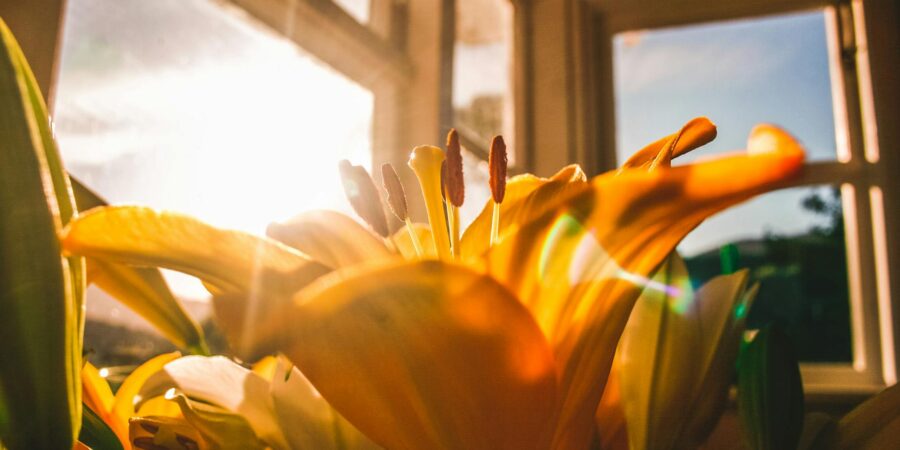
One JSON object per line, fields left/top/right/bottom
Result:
{"left": 53, "top": 0, "right": 375, "bottom": 368}
{"left": 614, "top": 11, "right": 851, "bottom": 364}
{"left": 452, "top": 0, "right": 515, "bottom": 226}
{"left": 598, "top": 0, "right": 896, "bottom": 393}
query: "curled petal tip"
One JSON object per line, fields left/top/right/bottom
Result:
{"left": 747, "top": 124, "right": 806, "bottom": 158}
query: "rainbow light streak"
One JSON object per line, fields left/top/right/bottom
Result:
{"left": 615, "top": 270, "right": 683, "bottom": 298}
{"left": 537, "top": 213, "right": 692, "bottom": 314}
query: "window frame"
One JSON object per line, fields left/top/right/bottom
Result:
{"left": 581, "top": 0, "right": 899, "bottom": 395}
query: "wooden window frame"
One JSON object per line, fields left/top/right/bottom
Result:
{"left": 12, "top": 0, "right": 456, "bottom": 220}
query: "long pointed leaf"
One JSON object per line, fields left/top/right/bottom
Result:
{"left": 6, "top": 20, "right": 86, "bottom": 431}
{"left": 0, "top": 18, "right": 77, "bottom": 449}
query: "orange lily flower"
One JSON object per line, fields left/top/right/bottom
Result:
{"left": 61, "top": 119, "right": 804, "bottom": 450}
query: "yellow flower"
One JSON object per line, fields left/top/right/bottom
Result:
{"left": 61, "top": 118, "right": 805, "bottom": 450}
{"left": 595, "top": 254, "right": 758, "bottom": 450}
{"left": 81, "top": 352, "right": 182, "bottom": 449}
{"left": 131, "top": 355, "right": 380, "bottom": 450}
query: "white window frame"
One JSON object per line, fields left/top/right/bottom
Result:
{"left": 578, "top": 0, "right": 899, "bottom": 397}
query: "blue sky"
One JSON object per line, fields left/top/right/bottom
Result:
{"left": 613, "top": 10, "right": 841, "bottom": 256}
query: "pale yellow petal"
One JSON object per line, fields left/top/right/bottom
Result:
{"left": 168, "top": 393, "right": 268, "bottom": 450}
{"left": 391, "top": 222, "right": 437, "bottom": 259}
{"left": 271, "top": 357, "right": 381, "bottom": 450}
{"left": 138, "top": 356, "right": 288, "bottom": 450}
{"left": 266, "top": 210, "right": 395, "bottom": 269}
{"left": 129, "top": 415, "right": 208, "bottom": 450}
{"left": 213, "top": 261, "right": 557, "bottom": 450}
{"left": 61, "top": 206, "right": 330, "bottom": 295}
{"left": 612, "top": 256, "right": 694, "bottom": 450}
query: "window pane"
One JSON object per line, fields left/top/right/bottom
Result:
{"left": 459, "top": 146, "right": 492, "bottom": 227}
{"left": 614, "top": 10, "right": 839, "bottom": 163}
{"left": 612, "top": 11, "right": 853, "bottom": 363}
{"left": 55, "top": 0, "right": 373, "bottom": 366}
{"left": 334, "top": 0, "right": 370, "bottom": 23}
{"left": 681, "top": 186, "right": 852, "bottom": 362}
{"left": 453, "top": 0, "right": 514, "bottom": 162}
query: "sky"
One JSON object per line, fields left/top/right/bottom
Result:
{"left": 613, "top": 10, "right": 843, "bottom": 256}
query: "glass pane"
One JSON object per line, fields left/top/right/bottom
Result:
{"left": 453, "top": 0, "right": 514, "bottom": 162}
{"left": 55, "top": 0, "right": 374, "bottom": 366}
{"left": 614, "top": 10, "right": 839, "bottom": 164}
{"left": 334, "top": 0, "right": 370, "bottom": 23}
{"left": 459, "top": 146, "right": 492, "bottom": 227}
{"left": 680, "top": 186, "right": 852, "bottom": 362}
{"left": 612, "top": 10, "right": 853, "bottom": 363}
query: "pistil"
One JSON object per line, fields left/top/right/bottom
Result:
{"left": 408, "top": 145, "right": 452, "bottom": 259}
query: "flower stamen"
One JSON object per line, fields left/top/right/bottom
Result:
{"left": 446, "top": 129, "right": 464, "bottom": 257}
{"left": 488, "top": 135, "right": 507, "bottom": 247}
{"left": 381, "top": 163, "right": 424, "bottom": 257}
{"left": 338, "top": 160, "right": 389, "bottom": 238}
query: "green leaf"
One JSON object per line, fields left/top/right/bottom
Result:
{"left": 73, "top": 178, "right": 209, "bottom": 354}
{"left": 738, "top": 325, "right": 805, "bottom": 450}
{"left": 0, "top": 18, "right": 78, "bottom": 449}
{"left": 79, "top": 405, "right": 124, "bottom": 450}
{"left": 7, "top": 18, "right": 86, "bottom": 430}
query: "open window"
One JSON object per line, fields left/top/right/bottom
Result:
{"left": 587, "top": 0, "right": 899, "bottom": 396}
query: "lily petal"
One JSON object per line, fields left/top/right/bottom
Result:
{"left": 619, "top": 117, "right": 717, "bottom": 170}
{"left": 594, "top": 368, "right": 629, "bottom": 450}
{"left": 167, "top": 392, "right": 267, "bottom": 450}
{"left": 138, "top": 356, "right": 289, "bottom": 450}
{"left": 113, "top": 352, "right": 181, "bottom": 430}
{"left": 61, "top": 206, "right": 331, "bottom": 296}
{"left": 829, "top": 383, "right": 900, "bottom": 449}
{"left": 73, "top": 178, "right": 208, "bottom": 354}
{"left": 82, "top": 363, "right": 114, "bottom": 418}
{"left": 129, "top": 415, "right": 208, "bottom": 450}
{"left": 89, "top": 260, "right": 208, "bottom": 354}
{"left": 460, "top": 165, "right": 587, "bottom": 259}
{"left": 267, "top": 210, "right": 394, "bottom": 269}
{"left": 483, "top": 125, "right": 804, "bottom": 450}
{"left": 604, "top": 255, "right": 753, "bottom": 450}
{"left": 391, "top": 222, "right": 437, "bottom": 259}
{"left": 82, "top": 363, "right": 127, "bottom": 446}
{"left": 214, "top": 261, "right": 557, "bottom": 450}
{"left": 270, "top": 357, "right": 381, "bottom": 450}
